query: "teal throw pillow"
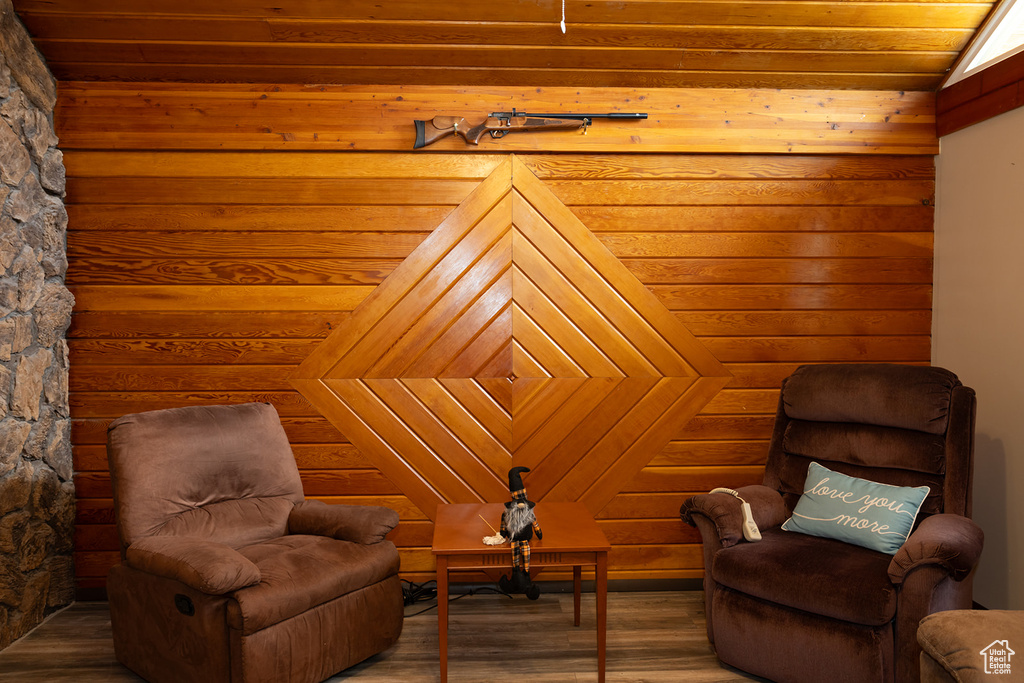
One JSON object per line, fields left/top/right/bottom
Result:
{"left": 781, "top": 461, "right": 929, "bottom": 554}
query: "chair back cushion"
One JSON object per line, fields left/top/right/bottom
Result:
{"left": 107, "top": 403, "right": 305, "bottom": 555}
{"left": 763, "top": 364, "right": 975, "bottom": 519}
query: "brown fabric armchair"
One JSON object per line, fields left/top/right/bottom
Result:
{"left": 105, "top": 402, "right": 403, "bottom": 683}
{"left": 682, "top": 364, "right": 982, "bottom": 683}
{"left": 918, "top": 610, "right": 1024, "bottom": 682}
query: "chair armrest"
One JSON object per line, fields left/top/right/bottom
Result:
{"left": 289, "top": 500, "right": 399, "bottom": 544}
{"left": 681, "top": 485, "right": 788, "bottom": 548}
{"left": 126, "top": 536, "right": 261, "bottom": 594}
{"left": 888, "top": 514, "right": 984, "bottom": 584}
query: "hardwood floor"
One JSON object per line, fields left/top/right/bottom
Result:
{"left": 0, "top": 590, "right": 768, "bottom": 682}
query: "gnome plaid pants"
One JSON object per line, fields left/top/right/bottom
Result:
{"left": 511, "top": 539, "right": 531, "bottom": 571}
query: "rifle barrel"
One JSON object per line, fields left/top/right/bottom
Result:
{"left": 492, "top": 111, "right": 647, "bottom": 120}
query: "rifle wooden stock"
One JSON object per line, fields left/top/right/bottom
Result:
{"left": 414, "top": 115, "right": 588, "bottom": 149}
{"left": 413, "top": 116, "right": 467, "bottom": 149}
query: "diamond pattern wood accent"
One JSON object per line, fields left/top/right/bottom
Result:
{"left": 291, "top": 156, "right": 731, "bottom": 520}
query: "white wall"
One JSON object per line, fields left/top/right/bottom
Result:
{"left": 933, "top": 104, "right": 1024, "bottom": 609}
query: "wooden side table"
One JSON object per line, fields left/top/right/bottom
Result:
{"left": 431, "top": 501, "right": 611, "bottom": 682}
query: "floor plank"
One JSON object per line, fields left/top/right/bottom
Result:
{"left": 0, "top": 591, "right": 767, "bottom": 682}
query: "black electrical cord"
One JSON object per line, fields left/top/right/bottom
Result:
{"left": 401, "top": 579, "right": 513, "bottom": 617}
{"left": 402, "top": 579, "right": 437, "bottom": 606}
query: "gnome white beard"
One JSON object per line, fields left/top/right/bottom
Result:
{"left": 505, "top": 503, "right": 535, "bottom": 538}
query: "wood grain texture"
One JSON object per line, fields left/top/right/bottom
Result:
{"left": 52, "top": 83, "right": 940, "bottom": 155}
{"left": 937, "top": 50, "right": 1024, "bottom": 135}
{"left": 0, "top": 594, "right": 771, "bottom": 682}
{"left": 62, "top": 89, "right": 934, "bottom": 594}
{"left": 290, "top": 159, "right": 731, "bottom": 520}
{"left": 13, "top": 0, "right": 993, "bottom": 92}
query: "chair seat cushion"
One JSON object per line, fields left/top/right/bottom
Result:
{"left": 711, "top": 527, "right": 897, "bottom": 626}
{"left": 229, "top": 535, "right": 400, "bottom": 635}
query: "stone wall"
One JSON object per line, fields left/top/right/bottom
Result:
{"left": 0, "top": 1, "right": 75, "bottom": 650}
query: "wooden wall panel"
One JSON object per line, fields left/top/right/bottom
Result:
{"left": 14, "top": 0, "right": 992, "bottom": 90}
{"left": 61, "top": 84, "right": 933, "bottom": 593}
{"left": 938, "top": 50, "right": 1024, "bottom": 135}
{"left": 54, "top": 83, "right": 939, "bottom": 155}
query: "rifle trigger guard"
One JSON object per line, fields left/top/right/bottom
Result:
{"left": 490, "top": 130, "right": 508, "bottom": 139}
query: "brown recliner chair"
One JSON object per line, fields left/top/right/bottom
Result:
{"left": 682, "top": 364, "right": 983, "bottom": 683}
{"left": 105, "top": 402, "right": 403, "bottom": 683}
{"left": 917, "top": 609, "right": 1024, "bottom": 682}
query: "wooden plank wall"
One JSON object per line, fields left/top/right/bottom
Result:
{"left": 13, "top": 0, "right": 992, "bottom": 90}
{"left": 938, "top": 50, "right": 1024, "bottom": 135}
{"left": 59, "top": 83, "right": 936, "bottom": 595}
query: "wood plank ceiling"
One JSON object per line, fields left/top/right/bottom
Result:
{"left": 13, "top": 0, "right": 996, "bottom": 91}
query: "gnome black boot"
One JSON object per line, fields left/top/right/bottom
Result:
{"left": 510, "top": 567, "right": 531, "bottom": 594}
{"left": 499, "top": 567, "right": 528, "bottom": 594}
{"left": 499, "top": 567, "right": 540, "bottom": 600}
{"left": 524, "top": 577, "right": 540, "bottom": 601}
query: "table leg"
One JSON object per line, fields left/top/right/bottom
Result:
{"left": 573, "top": 565, "right": 582, "bottom": 627}
{"left": 437, "top": 554, "right": 449, "bottom": 683}
{"left": 596, "top": 552, "right": 607, "bottom": 683}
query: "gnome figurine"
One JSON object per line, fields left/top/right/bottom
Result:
{"left": 484, "top": 466, "right": 543, "bottom": 600}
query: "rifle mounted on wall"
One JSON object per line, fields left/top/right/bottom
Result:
{"left": 413, "top": 109, "right": 648, "bottom": 149}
